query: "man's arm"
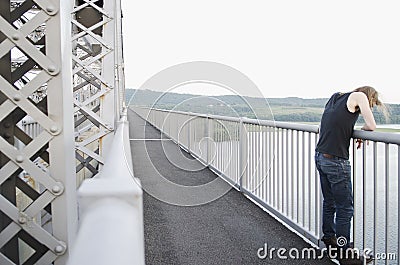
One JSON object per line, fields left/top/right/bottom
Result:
{"left": 349, "top": 92, "right": 376, "bottom": 131}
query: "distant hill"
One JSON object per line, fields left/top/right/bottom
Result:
{"left": 126, "top": 89, "right": 400, "bottom": 124}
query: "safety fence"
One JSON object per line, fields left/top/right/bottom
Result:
{"left": 132, "top": 106, "right": 399, "bottom": 264}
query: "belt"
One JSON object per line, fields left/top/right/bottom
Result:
{"left": 322, "top": 153, "right": 334, "bottom": 159}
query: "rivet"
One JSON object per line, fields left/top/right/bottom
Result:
{"left": 13, "top": 94, "right": 21, "bottom": 101}
{"left": 4, "top": 122, "right": 11, "bottom": 128}
{"left": 46, "top": 5, "right": 55, "bottom": 13}
{"left": 18, "top": 216, "right": 27, "bottom": 224}
{"left": 47, "top": 65, "right": 57, "bottom": 73}
{"left": 15, "top": 155, "right": 24, "bottom": 163}
{"left": 4, "top": 132, "right": 12, "bottom": 139}
{"left": 52, "top": 185, "right": 61, "bottom": 194}
{"left": 51, "top": 182, "right": 64, "bottom": 195}
{"left": 50, "top": 125, "right": 58, "bottom": 133}
{"left": 54, "top": 245, "right": 64, "bottom": 254}
{"left": 11, "top": 34, "right": 20, "bottom": 41}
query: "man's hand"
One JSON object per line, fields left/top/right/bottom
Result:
{"left": 356, "top": 139, "right": 369, "bottom": 149}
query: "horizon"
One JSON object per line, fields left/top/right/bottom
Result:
{"left": 127, "top": 88, "right": 399, "bottom": 104}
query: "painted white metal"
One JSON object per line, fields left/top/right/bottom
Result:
{"left": 72, "top": 0, "right": 117, "bottom": 180}
{"left": 114, "top": 0, "right": 125, "bottom": 118}
{"left": 98, "top": 0, "right": 116, "bottom": 161}
{"left": 35, "top": 3, "right": 78, "bottom": 263}
{"left": 2, "top": 0, "right": 142, "bottom": 264}
{"left": 67, "top": 111, "right": 144, "bottom": 265}
{"left": 68, "top": 1, "right": 145, "bottom": 264}
{"left": 1, "top": 1, "right": 78, "bottom": 264}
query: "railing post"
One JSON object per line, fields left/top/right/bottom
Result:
{"left": 206, "top": 115, "right": 210, "bottom": 165}
{"left": 239, "top": 118, "right": 247, "bottom": 192}
{"left": 188, "top": 114, "right": 191, "bottom": 153}
{"left": 398, "top": 146, "right": 400, "bottom": 261}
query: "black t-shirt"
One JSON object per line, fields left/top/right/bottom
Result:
{"left": 316, "top": 92, "right": 360, "bottom": 159}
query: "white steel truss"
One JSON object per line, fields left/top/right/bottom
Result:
{"left": 0, "top": 1, "right": 77, "bottom": 264}
{"left": 72, "top": 0, "right": 117, "bottom": 181}
{"left": 0, "top": 0, "right": 125, "bottom": 263}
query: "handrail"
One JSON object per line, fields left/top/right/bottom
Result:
{"left": 136, "top": 106, "right": 400, "bottom": 144}
{"left": 67, "top": 108, "right": 144, "bottom": 265}
{"left": 136, "top": 106, "right": 321, "bottom": 132}
{"left": 353, "top": 129, "right": 400, "bottom": 145}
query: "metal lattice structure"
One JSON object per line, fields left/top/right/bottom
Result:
{"left": 0, "top": 0, "right": 128, "bottom": 264}
{"left": 72, "top": 0, "right": 119, "bottom": 182}
{"left": 0, "top": 1, "right": 77, "bottom": 264}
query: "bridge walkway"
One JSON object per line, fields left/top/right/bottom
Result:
{"left": 128, "top": 109, "right": 334, "bottom": 265}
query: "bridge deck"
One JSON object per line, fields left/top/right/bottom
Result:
{"left": 128, "top": 109, "right": 334, "bottom": 265}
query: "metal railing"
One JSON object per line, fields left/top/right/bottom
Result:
{"left": 132, "top": 106, "right": 399, "bottom": 263}
{"left": 67, "top": 109, "right": 144, "bottom": 265}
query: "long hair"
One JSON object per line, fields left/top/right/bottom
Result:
{"left": 352, "top": 86, "right": 390, "bottom": 122}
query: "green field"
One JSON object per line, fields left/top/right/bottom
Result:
{"left": 375, "top": 128, "right": 400, "bottom": 133}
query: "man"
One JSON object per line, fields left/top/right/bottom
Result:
{"left": 315, "top": 86, "right": 385, "bottom": 264}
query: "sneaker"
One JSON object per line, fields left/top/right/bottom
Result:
{"left": 321, "top": 236, "right": 338, "bottom": 248}
{"left": 321, "top": 236, "right": 339, "bottom": 258}
{"left": 339, "top": 255, "right": 373, "bottom": 265}
{"left": 338, "top": 247, "right": 374, "bottom": 265}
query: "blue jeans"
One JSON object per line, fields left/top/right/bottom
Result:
{"left": 315, "top": 152, "right": 354, "bottom": 247}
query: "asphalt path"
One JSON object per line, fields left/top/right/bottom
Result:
{"left": 128, "top": 109, "right": 334, "bottom": 265}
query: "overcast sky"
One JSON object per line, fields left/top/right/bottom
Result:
{"left": 121, "top": 0, "right": 400, "bottom": 103}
